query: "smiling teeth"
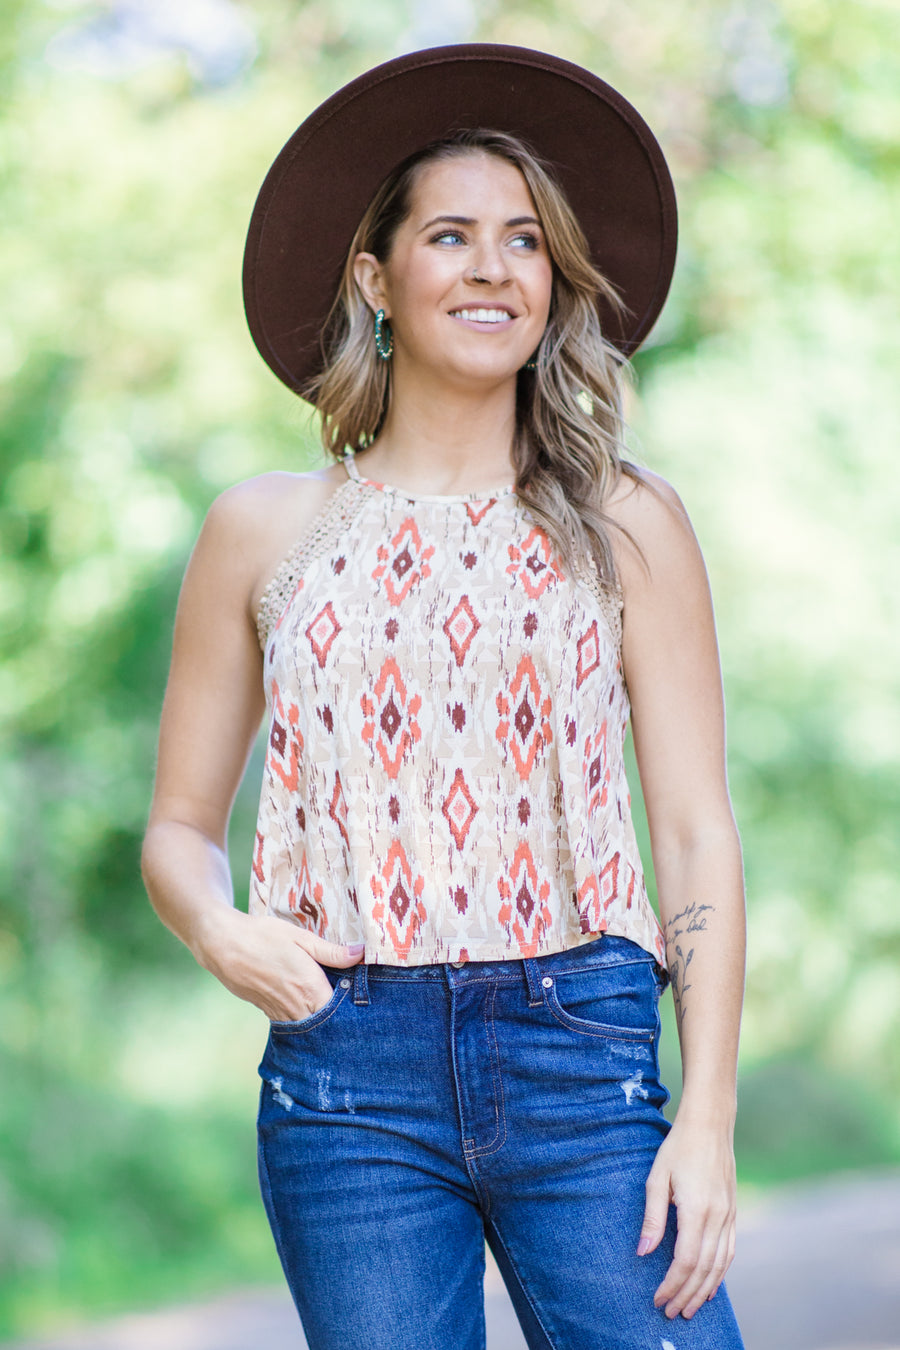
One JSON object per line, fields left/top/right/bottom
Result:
{"left": 453, "top": 309, "right": 511, "bottom": 323}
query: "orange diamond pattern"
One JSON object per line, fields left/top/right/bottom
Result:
{"left": 372, "top": 516, "right": 436, "bottom": 606}
{"left": 369, "top": 839, "right": 426, "bottom": 959}
{"left": 575, "top": 620, "right": 601, "bottom": 688}
{"left": 495, "top": 654, "right": 552, "bottom": 780}
{"left": 466, "top": 499, "right": 499, "bottom": 525}
{"left": 288, "top": 854, "right": 327, "bottom": 935}
{"left": 577, "top": 852, "right": 620, "bottom": 934}
{"left": 582, "top": 722, "right": 610, "bottom": 814}
{"left": 443, "top": 595, "right": 481, "bottom": 667}
{"left": 267, "top": 681, "right": 303, "bottom": 792}
{"left": 360, "top": 657, "right": 422, "bottom": 779}
{"left": 505, "top": 527, "right": 565, "bottom": 598}
{"left": 497, "top": 841, "right": 552, "bottom": 957}
{"left": 306, "top": 601, "right": 342, "bottom": 669}
{"left": 441, "top": 768, "right": 478, "bottom": 849}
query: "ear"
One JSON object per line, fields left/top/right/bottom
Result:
{"left": 353, "top": 252, "right": 389, "bottom": 316}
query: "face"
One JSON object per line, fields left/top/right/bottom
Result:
{"left": 354, "top": 152, "right": 553, "bottom": 389}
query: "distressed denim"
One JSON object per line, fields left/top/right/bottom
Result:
{"left": 257, "top": 934, "right": 744, "bottom": 1350}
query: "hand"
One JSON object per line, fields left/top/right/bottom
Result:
{"left": 196, "top": 908, "right": 365, "bottom": 1022}
{"left": 637, "top": 1116, "right": 737, "bottom": 1320}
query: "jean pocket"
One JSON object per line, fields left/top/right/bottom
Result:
{"left": 267, "top": 973, "right": 351, "bottom": 1035}
{"left": 543, "top": 960, "right": 658, "bottom": 1041}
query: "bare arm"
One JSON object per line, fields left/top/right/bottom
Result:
{"left": 610, "top": 472, "right": 746, "bottom": 1320}
{"left": 141, "top": 478, "right": 363, "bottom": 1022}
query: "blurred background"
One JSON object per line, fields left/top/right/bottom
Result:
{"left": 1, "top": 0, "right": 898, "bottom": 1339}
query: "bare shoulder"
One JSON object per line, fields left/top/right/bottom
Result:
{"left": 194, "top": 460, "right": 351, "bottom": 619}
{"left": 207, "top": 462, "right": 346, "bottom": 535}
{"left": 603, "top": 466, "right": 706, "bottom": 596}
{"left": 604, "top": 466, "right": 692, "bottom": 538}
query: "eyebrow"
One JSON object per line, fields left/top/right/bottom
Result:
{"left": 418, "top": 214, "right": 543, "bottom": 233}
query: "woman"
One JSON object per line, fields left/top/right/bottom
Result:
{"left": 142, "top": 45, "right": 745, "bottom": 1350}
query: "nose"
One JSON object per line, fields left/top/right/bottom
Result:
{"left": 466, "top": 242, "right": 510, "bottom": 286}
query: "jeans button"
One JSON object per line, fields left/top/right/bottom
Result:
{"left": 450, "top": 960, "right": 465, "bottom": 969}
{"left": 339, "top": 977, "right": 351, "bottom": 988}
{"left": 542, "top": 976, "right": 553, "bottom": 987}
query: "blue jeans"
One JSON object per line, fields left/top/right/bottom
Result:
{"left": 257, "top": 935, "right": 744, "bottom": 1349}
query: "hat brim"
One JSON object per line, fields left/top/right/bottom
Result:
{"left": 243, "top": 43, "right": 678, "bottom": 396}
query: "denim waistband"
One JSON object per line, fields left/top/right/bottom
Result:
{"left": 326, "top": 935, "right": 664, "bottom": 1009}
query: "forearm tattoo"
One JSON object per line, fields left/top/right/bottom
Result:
{"left": 664, "top": 901, "right": 715, "bottom": 1024}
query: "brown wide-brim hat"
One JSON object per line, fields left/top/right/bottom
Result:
{"left": 243, "top": 43, "right": 677, "bottom": 396}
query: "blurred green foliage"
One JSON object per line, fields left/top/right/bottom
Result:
{"left": 1, "top": 0, "right": 899, "bottom": 1335}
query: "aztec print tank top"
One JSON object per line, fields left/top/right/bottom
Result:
{"left": 251, "top": 451, "right": 665, "bottom": 968}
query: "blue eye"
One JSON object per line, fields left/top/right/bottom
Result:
{"left": 510, "top": 232, "right": 540, "bottom": 250}
{"left": 431, "top": 230, "right": 465, "bottom": 245}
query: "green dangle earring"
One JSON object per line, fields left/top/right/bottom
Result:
{"left": 374, "top": 308, "right": 393, "bottom": 361}
{"left": 522, "top": 341, "right": 540, "bottom": 371}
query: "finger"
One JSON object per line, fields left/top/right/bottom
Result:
{"left": 707, "top": 1215, "right": 737, "bottom": 1304}
{"left": 705, "top": 1217, "right": 737, "bottom": 1302}
{"left": 264, "top": 963, "right": 337, "bottom": 1021}
{"left": 656, "top": 1206, "right": 731, "bottom": 1319}
{"left": 637, "top": 1162, "right": 672, "bottom": 1257}
{"left": 680, "top": 1224, "right": 733, "bottom": 1319}
{"left": 653, "top": 1214, "right": 702, "bottom": 1314}
{"left": 294, "top": 931, "right": 366, "bottom": 967}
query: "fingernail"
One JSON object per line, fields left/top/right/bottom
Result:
{"left": 346, "top": 942, "right": 365, "bottom": 955}
{"left": 636, "top": 1237, "right": 651, "bottom": 1256}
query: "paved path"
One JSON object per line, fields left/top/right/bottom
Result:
{"left": 6, "top": 1170, "right": 899, "bottom": 1349}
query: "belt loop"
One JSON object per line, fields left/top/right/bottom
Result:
{"left": 353, "top": 961, "right": 370, "bottom": 1006}
{"left": 522, "top": 957, "right": 544, "bottom": 1007}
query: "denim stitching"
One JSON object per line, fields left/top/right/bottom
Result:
{"left": 543, "top": 981, "right": 656, "bottom": 1042}
{"left": 268, "top": 979, "right": 351, "bottom": 1034}
{"left": 465, "top": 981, "right": 508, "bottom": 1160}
{"left": 366, "top": 957, "right": 657, "bottom": 985}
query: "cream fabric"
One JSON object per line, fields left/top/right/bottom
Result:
{"left": 251, "top": 454, "right": 665, "bottom": 968}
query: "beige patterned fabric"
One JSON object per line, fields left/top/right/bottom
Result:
{"left": 251, "top": 453, "right": 665, "bottom": 968}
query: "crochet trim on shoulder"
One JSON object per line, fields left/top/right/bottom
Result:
{"left": 255, "top": 476, "right": 372, "bottom": 650}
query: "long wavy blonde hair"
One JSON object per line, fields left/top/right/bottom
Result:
{"left": 304, "top": 128, "right": 643, "bottom": 587}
